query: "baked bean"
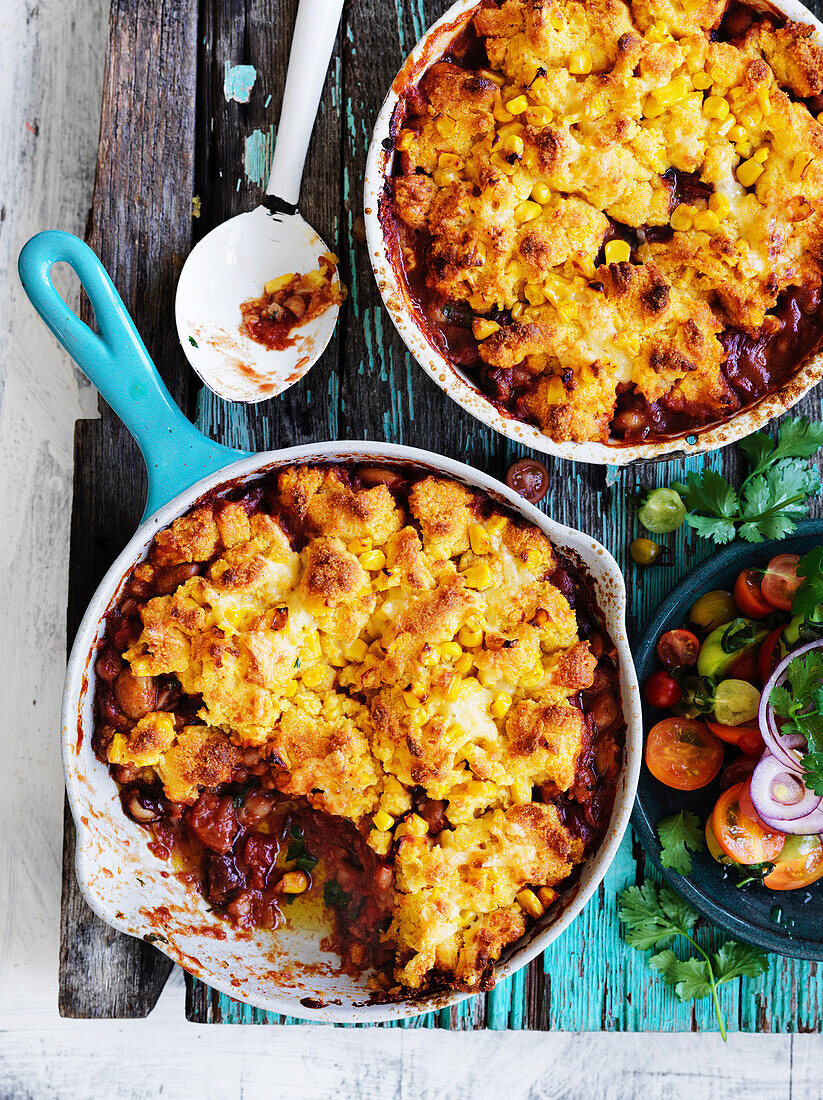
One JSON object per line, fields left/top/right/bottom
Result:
{"left": 356, "top": 466, "right": 402, "bottom": 489}
{"left": 95, "top": 647, "right": 124, "bottom": 683}
{"left": 589, "top": 691, "right": 619, "bottom": 731}
{"left": 113, "top": 763, "right": 138, "bottom": 784}
{"left": 587, "top": 633, "right": 605, "bottom": 660}
{"left": 239, "top": 791, "right": 274, "bottom": 824}
{"left": 416, "top": 798, "right": 448, "bottom": 834}
{"left": 611, "top": 407, "right": 647, "bottom": 435}
{"left": 153, "top": 562, "right": 200, "bottom": 596}
{"left": 374, "top": 865, "right": 393, "bottom": 892}
{"left": 126, "top": 792, "right": 160, "bottom": 823}
{"left": 114, "top": 669, "right": 158, "bottom": 719}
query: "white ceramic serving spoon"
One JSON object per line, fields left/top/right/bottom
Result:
{"left": 175, "top": 0, "right": 345, "bottom": 403}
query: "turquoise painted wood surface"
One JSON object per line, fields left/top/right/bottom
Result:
{"left": 68, "top": 0, "right": 823, "bottom": 1028}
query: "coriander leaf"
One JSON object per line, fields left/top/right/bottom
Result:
{"left": 296, "top": 852, "right": 318, "bottom": 873}
{"left": 668, "top": 956, "right": 714, "bottom": 1002}
{"left": 684, "top": 513, "right": 737, "bottom": 544}
{"left": 801, "top": 753, "right": 823, "bottom": 796}
{"left": 770, "top": 416, "right": 823, "bottom": 463}
{"left": 787, "top": 650, "right": 823, "bottom": 700}
{"left": 768, "top": 685, "right": 793, "bottom": 717}
{"left": 712, "top": 942, "right": 769, "bottom": 983}
{"left": 674, "top": 470, "right": 739, "bottom": 519}
{"left": 657, "top": 810, "right": 704, "bottom": 875}
{"left": 794, "top": 547, "right": 823, "bottom": 619}
{"left": 323, "top": 881, "right": 349, "bottom": 910}
{"left": 737, "top": 430, "right": 774, "bottom": 473}
{"left": 658, "top": 883, "right": 700, "bottom": 933}
{"left": 618, "top": 882, "right": 681, "bottom": 950}
{"left": 648, "top": 948, "right": 681, "bottom": 985}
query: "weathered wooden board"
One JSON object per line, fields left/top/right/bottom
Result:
{"left": 64, "top": 0, "right": 823, "bottom": 1029}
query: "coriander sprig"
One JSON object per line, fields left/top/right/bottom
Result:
{"left": 657, "top": 810, "right": 705, "bottom": 875}
{"left": 670, "top": 417, "right": 823, "bottom": 546}
{"left": 619, "top": 881, "right": 768, "bottom": 1039}
{"left": 769, "top": 649, "right": 823, "bottom": 796}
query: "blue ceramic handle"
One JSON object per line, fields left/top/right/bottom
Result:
{"left": 18, "top": 231, "right": 248, "bottom": 522}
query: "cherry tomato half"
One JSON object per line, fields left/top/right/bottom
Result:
{"left": 734, "top": 569, "right": 772, "bottom": 619}
{"left": 760, "top": 553, "right": 803, "bottom": 612}
{"left": 758, "top": 627, "right": 784, "bottom": 685}
{"left": 656, "top": 629, "right": 700, "bottom": 670}
{"left": 645, "top": 718, "right": 724, "bottom": 790}
{"left": 705, "top": 720, "right": 765, "bottom": 757}
{"left": 718, "top": 755, "right": 758, "bottom": 790}
{"left": 764, "top": 835, "right": 823, "bottom": 891}
{"left": 644, "top": 670, "right": 683, "bottom": 709}
{"left": 711, "top": 782, "right": 786, "bottom": 865}
{"left": 738, "top": 776, "right": 771, "bottom": 828}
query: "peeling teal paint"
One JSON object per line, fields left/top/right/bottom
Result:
{"left": 223, "top": 62, "right": 258, "bottom": 104}
{"left": 244, "top": 125, "right": 276, "bottom": 185}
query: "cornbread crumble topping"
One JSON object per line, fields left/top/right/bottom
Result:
{"left": 93, "top": 465, "right": 623, "bottom": 994}
{"left": 385, "top": 0, "right": 823, "bottom": 443}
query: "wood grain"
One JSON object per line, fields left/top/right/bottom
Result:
{"left": 68, "top": 0, "right": 823, "bottom": 1028}
{"left": 60, "top": 0, "right": 200, "bottom": 1017}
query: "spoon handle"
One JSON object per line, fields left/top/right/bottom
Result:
{"left": 266, "top": 0, "right": 345, "bottom": 209}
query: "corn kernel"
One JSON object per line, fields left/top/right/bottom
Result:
{"left": 486, "top": 516, "right": 507, "bottom": 538}
{"left": 264, "top": 273, "right": 295, "bottom": 295}
{"left": 790, "top": 151, "right": 813, "bottom": 180}
{"left": 502, "top": 134, "right": 524, "bottom": 157}
{"left": 490, "top": 152, "right": 516, "bottom": 176}
{"left": 455, "top": 654, "right": 474, "bottom": 675}
{"left": 703, "top": 95, "right": 729, "bottom": 120}
{"left": 738, "top": 105, "right": 763, "bottom": 129}
{"left": 728, "top": 124, "right": 747, "bottom": 142}
{"left": 568, "top": 49, "right": 592, "bottom": 75}
{"left": 642, "top": 95, "right": 663, "bottom": 119}
{"left": 491, "top": 692, "right": 513, "bottom": 719}
{"left": 445, "top": 673, "right": 461, "bottom": 701}
{"left": 604, "top": 239, "right": 631, "bottom": 265}
{"left": 373, "top": 810, "right": 394, "bottom": 832}
{"left": 301, "top": 665, "right": 325, "bottom": 689}
{"left": 405, "top": 814, "right": 429, "bottom": 837}
{"left": 395, "top": 131, "right": 413, "bottom": 152}
{"left": 359, "top": 550, "right": 387, "bottom": 571}
{"left": 524, "top": 282, "right": 547, "bottom": 306}
{"left": 752, "top": 146, "right": 769, "bottom": 164}
{"left": 515, "top": 200, "right": 542, "bottom": 224}
{"left": 523, "top": 548, "right": 542, "bottom": 569}
{"left": 531, "top": 181, "right": 552, "bottom": 204}
{"left": 435, "top": 114, "right": 457, "bottom": 137}
{"left": 479, "top": 68, "right": 505, "bottom": 87}
{"left": 505, "top": 95, "right": 529, "bottom": 114}
{"left": 522, "top": 662, "right": 545, "bottom": 688}
{"left": 439, "top": 641, "right": 462, "bottom": 662}
{"left": 493, "top": 102, "right": 514, "bottom": 124}
{"left": 652, "top": 76, "right": 688, "bottom": 106}
{"left": 708, "top": 192, "right": 730, "bottom": 216}
{"left": 457, "top": 625, "right": 483, "bottom": 648}
{"left": 282, "top": 680, "right": 298, "bottom": 698}
{"left": 538, "top": 886, "right": 558, "bottom": 907}
{"left": 343, "top": 638, "right": 367, "bottom": 664}
{"left": 438, "top": 152, "right": 464, "bottom": 171}
{"left": 757, "top": 88, "right": 771, "bottom": 117}
{"left": 517, "top": 888, "right": 544, "bottom": 920}
{"left": 670, "top": 204, "right": 694, "bottom": 231}
{"left": 550, "top": 9, "right": 564, "bottom": 29}
{"left": 279, "top": 871, "right": 309, "bottom": 895}
{"left": 511, "top": 302, "right": 527, "bottom": 321}
{"left": 403, "top": 690, "right": 423, "bottom": 709}
{"left": 463, "top": 562, "right": 493, "bottom": 590}
{"left": 469, "top": 523, "right": 492, "bottom": 555}
{"left": 692, "top": 209, "right": 720, "bottom": 232}
{"left": 714, "top": 114, "right": 735, "bottom": 137}
{"left": 306, "top": 633, "right": 322, "bottom": 658}
{"left": 472, "top": 317, "right": 500, "bottom": 341}
{"left": 347, "top": 536, "right": 372, "bottom": 554}
{"left": 421, "top": 645, "right": 439, "bottom": 667}
{"left": 526, "top": 105, "right": 554, "bottom": 124}
{"left": 692, "top": 71, "right": 713, "bottom": 90}
{"left": 511, "top": 776, "right": 532, "bottom": 803}
{"left": 737, "top": 157, "right": 764, "bottom": 187}
{"left": 558, "top": 300, "right": 580, "bottom": 322}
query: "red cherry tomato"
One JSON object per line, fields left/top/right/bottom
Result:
{"left": 645, "top": 718, "right": 724, "bottom": 790}
{"left": 705, "top": 720, "right": 765, "bottom": 757}
{"left": 644, "top": 670, "right": 683, "bottom": 709}
{"left": 656, "top": 629, "right": 700, "bottom": 670}
{"left": 728, "top": 648, "right": 759, "bottom": 684}
{"left": 760, "top": 553, "right": 803, "bottom": 611}
{"left": 758, "top": 627, "right": 784, "bottom": 685}
{"left": 734, "top": 569, "right": 772, "bottom": 619}
{"left": 718, "top": 755, "right": 757, "bottom": 790}
{"left": 711, "top": 783, "right": 786, "bottom": 865}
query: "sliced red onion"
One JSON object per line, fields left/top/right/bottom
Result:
{"left": 750, "top": 753, "right": 822, "bottom": 822}
{"left": 758, "top": 804, "right": 823, "bottom": 835}
{"left": 758, "top": 638, "right": 823, "bottom": 772}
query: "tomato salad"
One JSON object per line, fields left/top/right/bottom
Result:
{"left": 644, "top": 547, "right": 823, "bottom": 892}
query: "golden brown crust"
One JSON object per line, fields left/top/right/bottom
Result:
{"left": 390, "top": 0, "right": 823, "bottom": 443}
{"left": 106, "top": 465, "right": 621, "bottom": 993}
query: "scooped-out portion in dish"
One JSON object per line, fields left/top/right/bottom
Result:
{"left": 91, "top": 463, "right": 624, "bottom": 996}
{"left": 240, "top": 253, "right": 345, "bottom": 351}
{"left": 382, "top": 0, "right": 823, "bottom": 445}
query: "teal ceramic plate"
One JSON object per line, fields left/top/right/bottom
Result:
{"left": 632, "top": 518, "right": 823, "bottom": 959}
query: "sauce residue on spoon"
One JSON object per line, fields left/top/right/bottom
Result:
{"left": 240, "top": 253, "right": 346, "bottom": 351}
